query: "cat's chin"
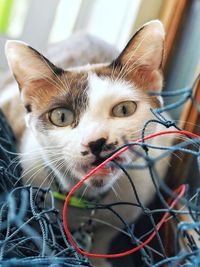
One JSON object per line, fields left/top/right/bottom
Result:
{"left": 73, "top": 164, "right": 122, "bottom": 193}
{"left": 68, "top": 155, "right": 126, "bottom": 193}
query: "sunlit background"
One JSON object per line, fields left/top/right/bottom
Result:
{"left": 0, "top": 0, "right": 165, "bottom": 70}
{"left": 0, "top": 0, "right": 200, "bottom": 116}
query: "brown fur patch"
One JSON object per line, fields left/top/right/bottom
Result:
{"left": 92, "top": 64, "right": 162, "bottom": 108}
{"left": 92, "top": 64, "right": 162, "bottom": 96}
{"left": 22, "top": 70, "right": 89, "bottom": 129}
{"left": 8, "top": 57, "right": 161, "bottom": 136}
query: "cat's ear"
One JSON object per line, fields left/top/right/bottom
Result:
{"left": 5, "top": 40, "right": 63, "bottom": 89}
{"left": 112, "top": 20, "right": 165, "bottom": 91}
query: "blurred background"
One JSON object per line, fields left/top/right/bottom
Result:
{"left": 0, "top": 0, "right": 199, "bottom": 88}
{"left": 0, "top": 0, "right": 199, "bottom": 83}
{"left": 0, "top": 0, "right": 199, "bottom": 117}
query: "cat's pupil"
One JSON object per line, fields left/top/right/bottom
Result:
{"left": 122, "top": 105, "right": 127, "bottom": 115}
{"left": 61, "top": 112, "right": 65, "bottom": 122}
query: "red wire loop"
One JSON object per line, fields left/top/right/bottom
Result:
{"left": 63, "top": 130, "right": 200, "bottom": 259}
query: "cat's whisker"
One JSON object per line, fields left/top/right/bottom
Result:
{"left": 8, "top": 145, "right": 63, "bottom": 167}
{"left": 40, "top": 56, "right": 68, "bottom": 90}
{"left": 117, "top": 47, "right": 158, "bottom": 83}
{"left": 118, "top": 45, "right": 161, "bottom": 82}
{"left": 8, "top": 150, "right": 54, "bottom": 170}
{"left": 174, "top": 120, "right": 200, "bottom": 129}
{"left": 23, "top": 53, "right": 69, "bottom": 93}
{"left": 62, "top": 73, "right": 72, "bottom": 94}
{"left": 7, "top": 144, "right": 63, "bottom": 161}
{"left": 80, "top": 183, "right": 91, "bottom": 201}
{"left": 113, "top": 31, "right": 153, "bottom": 82}
{"left": 39, "top": 160, "right": 67, "bottom": 204}
{"left": 22, "top": 155, "right": 64, "bottom": 186}
{"left": 16, "top": 149, "right": 62, "bottom": 169}
{"left": 20, "top": 156, "right": 58, "bottom": 181}
{"left": 111, "top": 184, "right": 120, "bottom": 200}
{"left": 173, "top": 135, "right": 199, "bottom": 149}
{"left": 25, "top": 70, "right": 64, "bottom": 94}
{"left": 34, "top": 156, "right": 66, "bottom": 198}
{"left": 39, "top": 175, "right": 56, "bottom": 206}
{"left": 114, "top": 180, "right": 122, "bottom": 194}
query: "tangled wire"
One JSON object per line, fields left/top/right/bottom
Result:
{"left": 0, "top": 110, "right": 92, "bottom": 267}
{"left": 0, "top": 75, "right": 200, "bottom": 266}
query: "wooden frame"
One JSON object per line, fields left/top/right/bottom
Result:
{"left": 179, "top": 72, "right": 200, "bottom": 132}
{"left": 159, "top": 1, "right": 200, "bottom": 257}
{"left": 159, "top": 0, "right": 199, "bottom": 187}
{"left": 160, "top": 0, "right": 189, "bottom": 66}
{"left": 166, "top": 73, "right": 200, "bottom": 188}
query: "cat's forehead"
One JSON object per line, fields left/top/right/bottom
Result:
{"left": 87, "top": 72, "right": 140, "bottom": 105}
{"left": 66, "top": 62, "right": 109, "bottom": 72}
{"left": 47, "top": 63, "right": 143, "bottom": 114}
{"left": 63, "top": 63, "right": 140, "bottom": 100}
{"left": 28, "top": 63, "right": 160, "bottom": 131}
{"left": 30, "top": 62, "right": 153, "bottom": 117}
{"left": 27, "top": 64, "right": 119, "bottom": 113}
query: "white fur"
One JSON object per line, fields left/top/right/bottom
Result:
{"left": 20, "top": 73, "right": 157, "bottom": 197}
{"left": 67, "top": 63, "right": 109, "bottom": 72}
{"left": 88, "top": 73, "right": 141, "bottom": 106}
{"left": 143, "top": 20, "right": 165, "bottom": 38}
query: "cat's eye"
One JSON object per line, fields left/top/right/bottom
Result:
{"left": 49, "top": 108, "right": 74, "bottom": 127}
{"left": 112, "top": 101, "right": 137, "bottom": 118}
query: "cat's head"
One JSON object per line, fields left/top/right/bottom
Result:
{"left": 5, "top": 20, "right": 165, "bottom": 194}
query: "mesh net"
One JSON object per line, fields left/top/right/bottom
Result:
{"left": 0, "top": 110, "right": 93, "bottom": 267}
{"left": 0, "top": 75, "right": 199, "bottom": 266}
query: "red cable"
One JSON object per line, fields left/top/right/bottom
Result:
{"left": 63, "top": 130, "right": 200, "bottom": 258}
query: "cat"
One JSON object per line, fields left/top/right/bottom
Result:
{"left": 1, "top": 20, "right": 174, "bottom": 267}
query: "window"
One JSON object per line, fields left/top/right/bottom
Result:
{"left": 0, "top": 0, "right": 143, "bottom": 71}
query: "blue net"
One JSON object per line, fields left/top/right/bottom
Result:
{"left": 0, "top": 75, "right": 199, "bottom": 267}
{"left": 0, "top": 110, "right": 93, "bottom": 267}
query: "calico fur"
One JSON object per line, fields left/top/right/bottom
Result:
{"left": 1, "top": 20, "right": 174, "bottom": 267}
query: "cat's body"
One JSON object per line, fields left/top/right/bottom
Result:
{"left": 1, "top": 21, "right": 174, "bottom": 267}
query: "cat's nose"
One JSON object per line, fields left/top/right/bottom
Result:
{"left": 88, "top": 138, "right": 107, "bottom": 157}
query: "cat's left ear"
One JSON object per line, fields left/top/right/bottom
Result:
{"left": 5, "top": 40, "right": 64, "bottom": 99}
{"left": 5, "top": 41, "right": 64, "bottom": 109}
{"left": 112, "top": 20, "right": 165, "bottom": 91}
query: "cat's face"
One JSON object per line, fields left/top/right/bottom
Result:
{"left": 6, "top": 20, "right": 165, "bottom": 193}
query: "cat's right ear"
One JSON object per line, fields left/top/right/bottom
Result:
{"left": 111, "top": 20, "right": 165, "bottom": 92}
{"left": 5, "top": 41, "right": 63, "bottom": 90}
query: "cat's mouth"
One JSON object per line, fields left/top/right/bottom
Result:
{"left": 73, "top": 155, "right": 126, "bottom": 192}
{"left": 82, "top": 156, "right": 124, "bottom": 176}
